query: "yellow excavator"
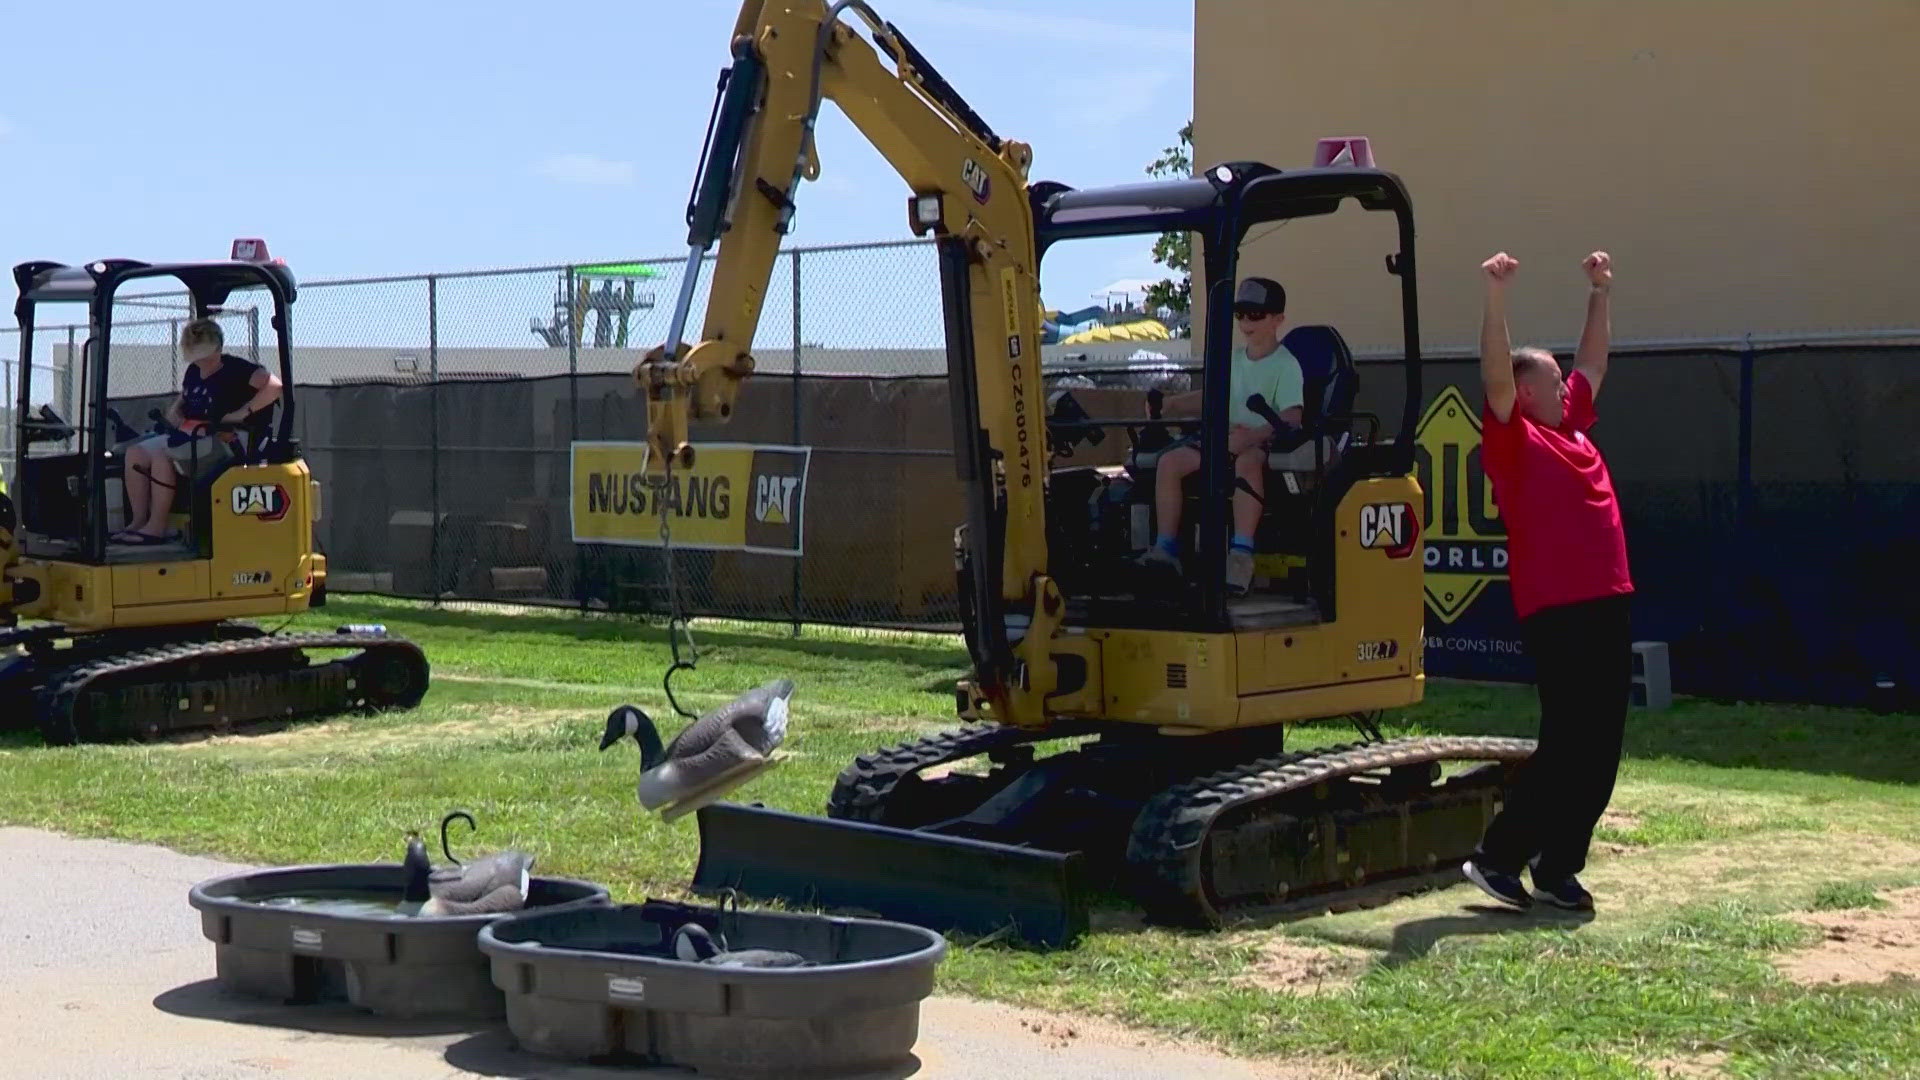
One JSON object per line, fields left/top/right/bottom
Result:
{"left": 634, "top": 0, "right": 1534, "bottom": 946}
{"left": 1, "top": 240, "right": 429, "bottom": 744}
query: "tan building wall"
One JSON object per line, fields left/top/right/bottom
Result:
{"left": 1194, "top": 0, "right": 1920, "bottom": 356}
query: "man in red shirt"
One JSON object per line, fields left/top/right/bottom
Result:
{"left": 1461, "top": 249, "right": 1634, "bottom": 913}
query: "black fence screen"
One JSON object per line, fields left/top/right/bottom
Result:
{"left": 102, "top": 341, "right": 1917, "bottom": 712}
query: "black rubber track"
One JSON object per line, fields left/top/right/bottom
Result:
{"left": 1125, "top": 735, "right": 1538, "bottom": 927}
{"left": 25, "top": 629, "right": 429, "bottom": 745}
{"left": 821, "top": 722, "right": 1536, "bottom": 931}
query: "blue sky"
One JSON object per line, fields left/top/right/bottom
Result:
{"left": 1, "top": 0, "right": 1191, "bottom": 361}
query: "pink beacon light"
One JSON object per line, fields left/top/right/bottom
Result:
{"left": 231, "top": 238, "right": 285, "bottom": 264}
{"left": 1314, "top": 137, "right": 1375, "bottom": 169}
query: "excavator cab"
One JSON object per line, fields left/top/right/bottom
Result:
{"left": 0, "top": 241, "right": 430, "bottom": 745}
{"left": 9, "top": 244, "right": 301, "bottom": 567}
{"left": 1030, "top": 157, "right": 1417, "bottom": 640}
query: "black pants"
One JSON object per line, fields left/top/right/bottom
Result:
{"left": 1473, "top": 592, "right": 1634, "bottom": 882}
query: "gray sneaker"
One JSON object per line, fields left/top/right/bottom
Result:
{"left": 1225, "top": 548, "right": 1255, "bottom": 595}
{"left": 1135, "top": 545, "right": 1182, "bottom": 576}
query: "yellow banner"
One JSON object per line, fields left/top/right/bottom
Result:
{"left": 569, "top": 441, "right": 811, "bottom": 556}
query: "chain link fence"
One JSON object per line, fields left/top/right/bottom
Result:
{"left": 3, "top": 241, "right": 1913, "bottom": 709}
{"left": 3, "top": 238, "right": 1172, "bottom": 613}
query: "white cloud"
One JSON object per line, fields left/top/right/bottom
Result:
{"left": 885, "top": 0, "right": 1187, "bottom": 55}
{"left": 534, "top": 153, "right": 634, "bottom": 186}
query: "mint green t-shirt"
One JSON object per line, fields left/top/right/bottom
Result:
{"left": 1230, "top": 342, "right": 1304, "bottom": 431}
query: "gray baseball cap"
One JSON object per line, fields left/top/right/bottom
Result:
{"left": 1233, "top": 277, "right": 1287, "bottom": 314}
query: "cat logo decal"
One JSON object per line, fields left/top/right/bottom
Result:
{"left": 230, "top": 483, "right": 290, "bottom": 522}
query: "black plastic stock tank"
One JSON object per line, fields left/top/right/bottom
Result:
{"left": 188, "top": 863, "right": 610, "bottom": 1019}
{"left": 476, "top": 897, "right": 948, "bottom": 1078}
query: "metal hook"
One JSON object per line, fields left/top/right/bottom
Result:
{"left": 664, "top": 658, "right": 699, "bottom": 720}
{"left": 439, "top": 810, "right": 476, "bottom": 865}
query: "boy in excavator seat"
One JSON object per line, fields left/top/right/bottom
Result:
{"left": 113, "top": 318, "right": 282, "bottom": 545}
{"left": 1136, "top": 276, "right": 1304, "bottom": 595}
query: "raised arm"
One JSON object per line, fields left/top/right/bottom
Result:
{"left": 1573, "top": 251, "right": 1612, "bottom": 398}
{"left": 1479, "top": 252, "right": 1519, "bottom": 423}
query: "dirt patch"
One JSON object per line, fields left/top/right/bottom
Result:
{"left": 1623, "top": 835, "right": 1920, "bottom": 919}
{"left": 1776, "top": 886, "right": 1920, "bottom": 988}
{"left": 1647, "top": 1050, "right": 1730, "bottom": 1078}
{"left": 1681, "top": 834, "right": 1920, "bottom": 899}
{"left": 167, "top": 704, "right": 578, "bottom": 753}
{"left": 1310, "top": 831, "right": 1920, "bottom": 950}
{"left": 1600, "top": 809, "right": 1643, "bottom": 833}
{"left": 1583, "top": 809, "right": 1646, "bottom": 857}
{"left": 1235, "top": 935, "right": 1372, "bottom": 996}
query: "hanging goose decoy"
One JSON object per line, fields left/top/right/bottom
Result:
{"left": 670, "top": 922, "right": 812, "bottom": 968}
{"left": 598, "top": 678, "right": 795, "bottom": 821}
{"left": 397, "top": 811, "right": 534, "bottom": 917}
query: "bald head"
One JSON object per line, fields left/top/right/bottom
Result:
{"left": 1510, "top": 347, "right": 1569, "bottom": 427}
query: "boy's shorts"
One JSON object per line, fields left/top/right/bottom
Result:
{"left": 131, "top": 432, "right": 233, "bottom": 486}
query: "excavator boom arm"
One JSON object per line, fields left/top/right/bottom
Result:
{"left": 639, "top": 0, "right": 1058, "bottom": 719}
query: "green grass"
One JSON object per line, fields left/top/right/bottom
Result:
{"left": 943, "top": 903, "right": 1920, "bottom": 1078}
{"left": 3, "top": 593, "right": 1918, "bottom": 1078}
{"left": 1810, "top": 881, "right": 1893, "bottom": 913}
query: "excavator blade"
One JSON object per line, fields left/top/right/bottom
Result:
{"left": 690, "top": 802, "right": 1091, "bottom": 948}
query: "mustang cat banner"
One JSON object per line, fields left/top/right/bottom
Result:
{"left": 570, "top": 441, "right": 811, "bottom": 557}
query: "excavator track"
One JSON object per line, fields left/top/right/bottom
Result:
{"left": 1126, "top": 735, "right": 1537, "bottom": 928}
{"left": 825, "top": 721, "right": 1073, "bottom": 824}
{"left": 24, "top": 629, "right": 430, "bottom": 746}
{"left": 824, "top": 717, "right": 1284, "bottom": 830}
{"left": 811, "top": 724, "right": 1534, "bottom": 935}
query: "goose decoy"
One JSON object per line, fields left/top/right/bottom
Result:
{"left": 598, "top": 678, "right": 795, "bottom": 821}
{"left": 670, "top": 922, "right": 811, "bottom": 968}
{"left": 397, "top": 811, "right": 534, "bottom": 917}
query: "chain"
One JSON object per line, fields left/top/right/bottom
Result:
{"left": 655, "top": 452, "right": 700, "bottom": 720}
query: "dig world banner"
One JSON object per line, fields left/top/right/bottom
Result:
{"left": 1413, "top": 385, "right": 1530, "bottom": 680}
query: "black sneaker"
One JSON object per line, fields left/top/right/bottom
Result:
{"left": 1462, "top": 859, "right": 1533, "bottom": 909}
{"left": 1530, "top": 874, "right": 1594, "bottom": 911}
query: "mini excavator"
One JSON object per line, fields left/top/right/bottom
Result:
{"left": 0, "top": 240, "right": 429, "bottom": 744}
{"left": 633, "top": 0, "right": 1535, "bottom": 946}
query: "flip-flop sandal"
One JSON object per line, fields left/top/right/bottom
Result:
{"left": 111, "top": 531, "right": 173, "bottom": 545}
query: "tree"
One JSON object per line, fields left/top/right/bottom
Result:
{"left": 1144, "top": 120, "right": 1192, "bottom": 325}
